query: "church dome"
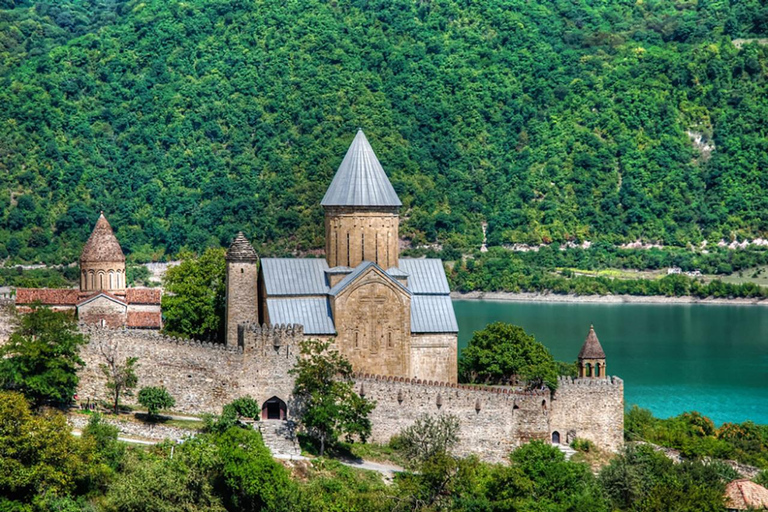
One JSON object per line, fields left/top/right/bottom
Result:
{"left": 80, "top": 213, "right": 125, "bottom": 263}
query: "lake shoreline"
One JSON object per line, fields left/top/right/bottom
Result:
{"left": 451, "top": 291, "right": 768, "bottom": 306}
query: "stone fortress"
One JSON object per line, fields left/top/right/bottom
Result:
{"left": 8, "top": 130, "right": 624, "bottom": 462}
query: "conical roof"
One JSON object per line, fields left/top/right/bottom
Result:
{"left": 80, "top": 213, "right": 125, "bottom": 263}
{"left": 321, "top": 130, "right": 402, "bottom": 207}
{"left": 226, "top": 232, "right": 258, "bottom": 262}
{"left": 578, "top": 325, "right": 606, "bottom": 359}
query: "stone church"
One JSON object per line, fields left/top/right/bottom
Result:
{"left": 15, "top": 213, "right": 162, "bottom": 329}
{"left": 225, "top": 130, "right": 459, "bottom": 383}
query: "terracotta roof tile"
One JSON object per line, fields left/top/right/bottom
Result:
{"left": 80, "top": 213, "right": 125, "bottom": 263}
{"left": 126, "top": 311, "right": 162, "bottom": 329}
{"left": 125, "top": 288, "right": 162, "bottom": 304}
{"left": 15, "top": 288, "right": 79, "bottom": 305}
{"left": 725, "top": 479, "right": 768, "bottom": 510}
{"left": 578, "top": 325, "right": 606, "bottom": 359}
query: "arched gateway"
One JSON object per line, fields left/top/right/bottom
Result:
{"left": 261, "top": 396, "right": 287, "bottom": 420}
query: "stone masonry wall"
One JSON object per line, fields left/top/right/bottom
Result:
{"left": 410, "top": 333, "right": 458, "bottom": 384}
{"left": 356, "top": 374, "right": 551, "bottom": 463}
{"left": 550, "top": 376, "right": 625, "bottom": 452}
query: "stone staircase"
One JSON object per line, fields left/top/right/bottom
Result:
{"left": 554, "top": 443, "right": 577, "bottom": 460}
{"left": 258, "top": 420, "right": 301, "bottom": 458}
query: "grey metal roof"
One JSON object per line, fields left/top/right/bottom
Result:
{"left": 398, "top": 259, "right": 451, "bottom": 294}
{"left": 330, "top": 261, "right": 411, "bottom": 297}
{"left": 386, "top": 267, "right": 409, "bottom": 278}
{"left": 411, "top": 295, "right": 459, "bottom": 333}
{"left": 321, "top": 130, "right": 402, "bottom": 207}
{"left": 260, "top": 258, "right": 329, "bottom": 296}
{"left": 267, "top": 298, "right": 336, "bottom": 335}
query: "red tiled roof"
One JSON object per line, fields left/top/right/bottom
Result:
{"left": 725, "top": 479, "right": 768, "bottom": 510}
{"left": 15, "top": 288, "right": 79, "bottom": 305}
{"left": 125, "top": 288, "right": 162, "bottom": 304}
{"left": 126, "top": 311, "right": 162, "bottom": 328}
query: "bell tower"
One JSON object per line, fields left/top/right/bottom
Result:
{"left": 322, "top": 130, "right": 402, "bottom": 270}
{"left": 578, "top": 325, "right": 607, "bottom": 378}
{"left": 225, "top": 232, "right": 259, "bottom": 347}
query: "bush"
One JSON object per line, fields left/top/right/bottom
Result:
{"left": 137, "top": 387, "right": 176, "bottom": 418}
{"left": 571, "top": 438, "right": 595, "bottom": 453}
{"left": 398, "top": 414, "right": 460, "bottom": 465}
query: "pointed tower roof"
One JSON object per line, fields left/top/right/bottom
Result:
{"left": 80, "top": 213, "right": 125, "bottom": 263}
{"left": 578, "top": 325, "right": 606, "bottom": 359}
{"left": 226, "top": 232, "right": 258, "bottom": 262}
{"left": 321, "top": 130, "right": 402, "bottom": 207}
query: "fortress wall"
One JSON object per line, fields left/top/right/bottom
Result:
{"left": 549, "top": 376, "right": 625, "bottom": 452}
{"left": 78, "top": 328, "right": 244, "bottom": 413}
{"left": 410, "top": 333, "right": 458, "bottom": 384}
{"left": 356, "top": 375, "right": 551, "bottom": 463}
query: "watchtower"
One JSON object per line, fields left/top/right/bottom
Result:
{"left": 578, "top": 325, "right": 606, "bottom": 378}
{"left": 225, "top": 232, "right": 259, "bottom": 347}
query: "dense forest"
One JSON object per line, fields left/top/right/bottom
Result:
{"left": 1, "top": 0, "right": 767, "bottom": 264}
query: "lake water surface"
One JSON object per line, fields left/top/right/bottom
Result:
{"left": 453, "top": 300, "right": 768, "bottom": 425}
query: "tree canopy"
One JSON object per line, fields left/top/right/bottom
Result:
{"left": 0, "top": 306, "right": 87, "bottom": 405}
{"left": 459, "top": 322, "right": 561, "bottom": 389}
{"left": 1, "top": 0, "right": 768, "bottom": 264}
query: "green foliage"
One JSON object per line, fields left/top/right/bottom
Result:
{"left": 459, "top": 322, "right": 560, "bottom": 390}
{"left": 214, "top": 427, "right": 298, "bottom": 512}
{"left": 0, "top": 306, "right": 86, "bottom": 405}
{"left": 81, "top": 413, "right": 125, "bottom": 473}
{"left": 600, "top": 444, "right": 728, "bottom": 511}
{"left": 571, "top": 438, "right": 596, "bottom": 453}
{"left": 625, "top": 405, "right": 768, "bottom": 469}
{"left": 398, "top": 414, "right": 461, "bottom": 466}
{"left": 0, "top": 391, "right": 101, "bottom": 507}
{"left": 161, "top": 248, "right": 226, "bottom": 342}
{"left": 2, "top": 0, "right": 768, "bottom": 263}
{"left": 290, "top": 339, "right": 375, "bottom": 456}
{"left": 138, "top": 386, "right": 176, "bottom": 418}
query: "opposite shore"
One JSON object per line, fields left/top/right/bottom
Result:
{"left": 451, "top": 291, "right": 768, "bottom": 306}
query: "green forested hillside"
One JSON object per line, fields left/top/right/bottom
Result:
{"left": 1, "top": 0, "right": 767, "bottom": 263}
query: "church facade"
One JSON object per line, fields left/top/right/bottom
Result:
{"left": 225, "top": 130, "right": 459, "bottom": 383}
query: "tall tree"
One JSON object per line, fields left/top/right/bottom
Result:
{"left": 459, "top": 322, "right": 559, "bottom": 390}
{"left": 0, "top": 306, "right": 87, "bottom": 405}
{"left": 290, "top": 339, "right": 375, "bottom": 456}
{"left": 161, "top": 248, "right": 226, "bottom": 341}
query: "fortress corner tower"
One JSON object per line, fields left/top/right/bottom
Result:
{"left": 79, "top": 213, "right": 126, "bottom": 294}
{"left": 321, "top": 129, "right": 402, "bottom": 270}
{"left": 225, "top": 232, "right": 259, "bottom": 347}
{"left": 578, "top": 325, "right": 607, "bottom": 378}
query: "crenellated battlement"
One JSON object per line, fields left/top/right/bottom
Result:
{"left": 556, "top": 375, "right": 624, "bottom": 389}
{"left": 80, "top": 324, "right": 243, "bottom": 353}
{"left": 353, "top": 372, "right": 550, "bottom": 397}
{"left": 237, "top": 322, "right": 304, "bottom": 355}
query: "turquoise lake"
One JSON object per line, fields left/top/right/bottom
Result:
{"left": 453, "top": 300, "right": 768, "bottom": 425}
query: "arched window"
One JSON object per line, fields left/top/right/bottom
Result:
{"left": 90, "top": 271, "right": 95, "bottom": 289}
{"left": 99, "top": 273, "right": 104, "bottom": 290}
{"left": 109, "top": 271, "right": 114, "bottom": 289}
{"left": 585, "top": 363, "right": 592, "bottom": 377}
{"left": 595, "top": 363, "right": 601, "bottom": 377}
{"left": 552, "top": 431, "right": 561, "bottom": 444}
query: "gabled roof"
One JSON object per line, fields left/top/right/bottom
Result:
{"left": 267, "top": 298, "right": 335, "bottom": 335}
{"left": 80, "top": 213, "right": 125, "bottom": 263}
{"left": 321, "top": 130, "right": 402, "bottom": 208}
{"left": 386, "top": 267, "right": 409, "bottom": 278}
{"left": 411, "top": 295, "right": 459, "bottom": 333}
{"left": 15, "top": 288, "right": 79, "bottom": 305}
{"left": 329, "top": 261, "right": 411, "bottom": 297}
{"left": 125, "top": 288, "right": 162, "bottom": 305}
{"left": 578, "top": 325, "right": 606, "bottom": 359}
{"left": 725, "top": 479, "right": 768, "bottom": 510}
{"left": 260, "top": 258, "right": 330, "bottom": 296}
{"left": 398, "top": 259, "right": 451, "bottom": 294}
{"left": 226, "top": 232, "right": 258, "bottom": 262}
{"left": 76, "top": 291, "right": 127, "bottom": 308}
{"left": 127, "top": 311, "right": 162, "bottom": 329}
